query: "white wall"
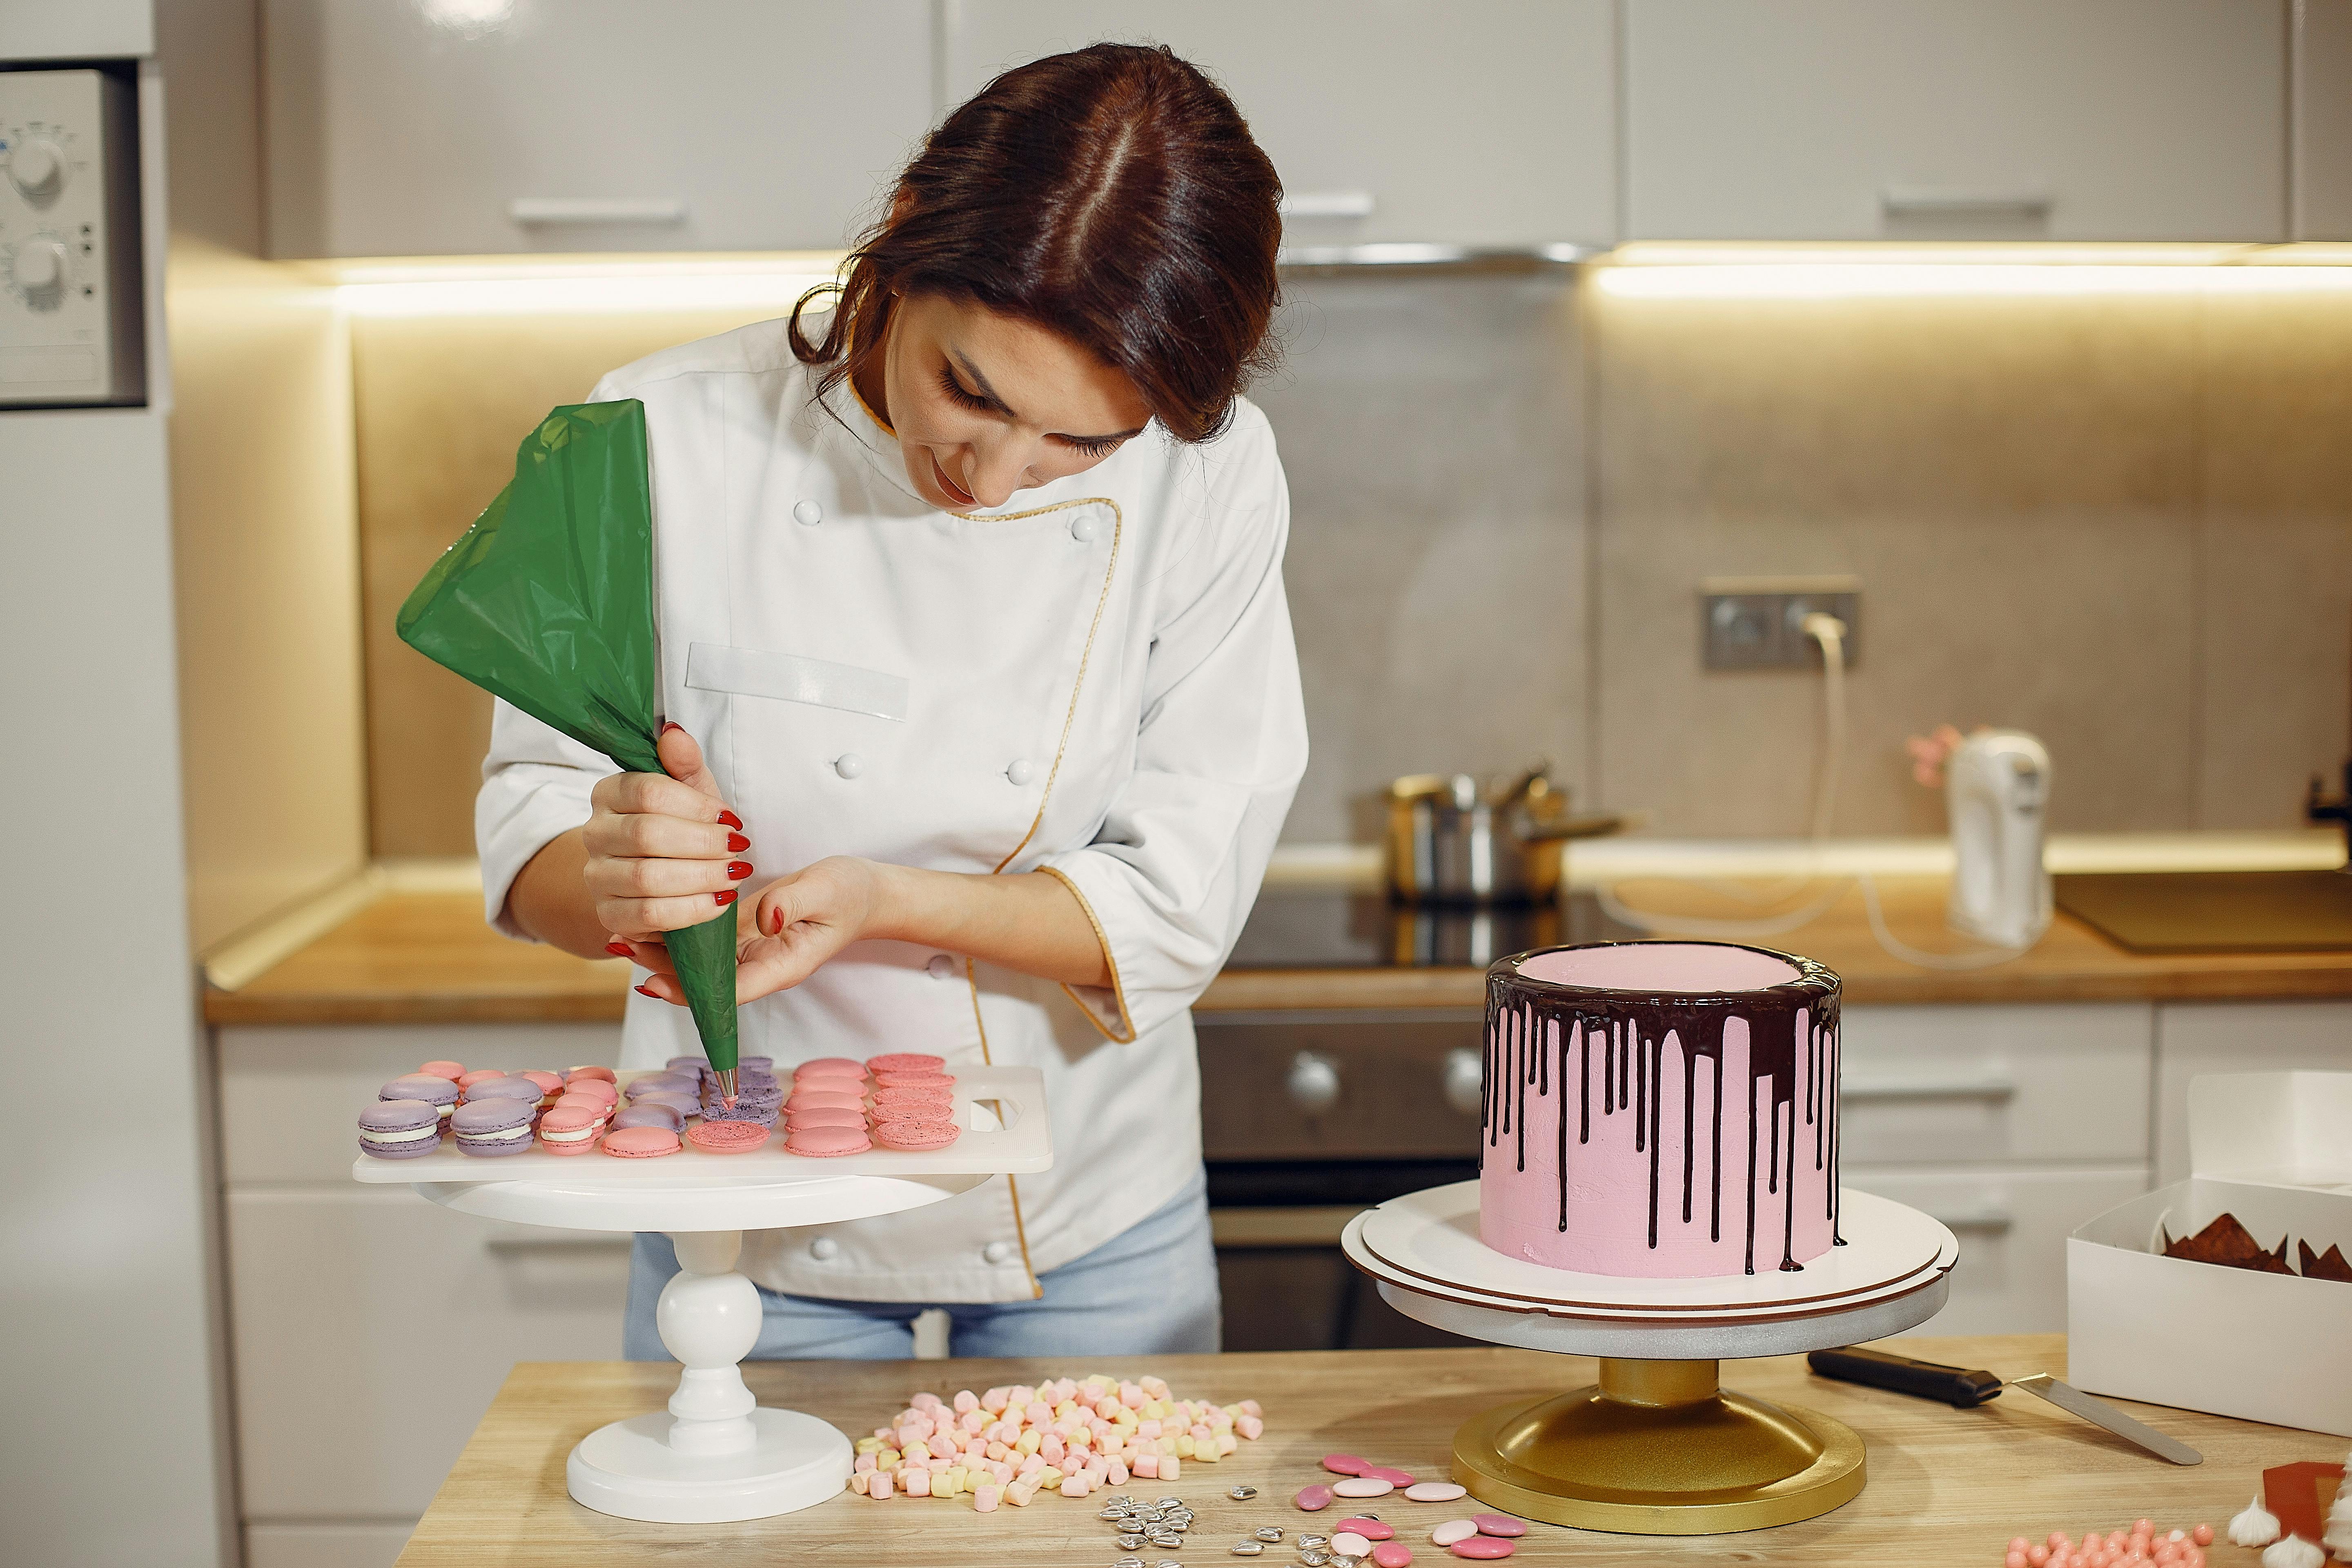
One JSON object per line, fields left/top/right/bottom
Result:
{"left": 0, "top": 13, "right": 233, "bottom": 1564}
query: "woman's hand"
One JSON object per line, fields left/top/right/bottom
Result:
{"left": 623, "top": 856, "right": 887, "bottom": 1006}
{"left": 584, "top": 724, "right": 752, "bottom": 940}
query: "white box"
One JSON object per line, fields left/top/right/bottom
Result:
{"left": 2067, "top": 1072, "right": 2352, "bottom": 1436}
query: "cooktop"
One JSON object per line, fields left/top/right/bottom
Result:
{"left": 1225, "top": 890, "right": 1639, "bottom": 970}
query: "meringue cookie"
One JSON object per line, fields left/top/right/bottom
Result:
{"left": 2258, "top": 1535, "right": 2321, "bottom": 1568}
{"left": 2232, "top": 1495, "right": 2282, "bottom": 1548}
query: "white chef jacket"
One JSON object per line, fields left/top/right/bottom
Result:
{"left": 475, "top": 317, "right": 1307, "bottom": 1303}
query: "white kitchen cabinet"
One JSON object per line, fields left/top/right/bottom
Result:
{"left": 218, "top": 1024, "right": 630, "bottom": 1546}
{"left": 2153, "top": 1001, "right": 2352, "bottom": 1184}
{"left": 1624, "top": 0, "right": 2288, "bottom": 242}
{"left": 1842, "top": 1165, "right": 2150, "bottom": 1336}
{"left": 941, "top": 1, "right": 1617, "bottom": 250}
{"left": 1839, "top": 1002, "right": 2152, "bottom": 1167}
{"left": 2296, "top": 0, "right": 2352, "bottom": 238}
{"left": 261, "top": 0, "right": 933, "bottom": 257}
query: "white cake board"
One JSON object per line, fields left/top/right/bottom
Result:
{"left": 364, "top": 1068, "right": 1053, "bottom": 1524}
{"left": 1345, "top": 1183, "right": 1957, "bottom": 1359}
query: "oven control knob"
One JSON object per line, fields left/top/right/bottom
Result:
{"left": 1443, "top": 1048, "right": 1484, "bottom": 1118}
{"left": 8, "top": 138, "right": 65, "bottom": 203}
{"left": 1285, "top": 1051, "right": 1340, "bottom": 1115}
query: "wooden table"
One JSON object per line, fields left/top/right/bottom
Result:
{"left": 396, "top": 1335, "right": 2339, "bottom": 1565}
{"left": 209, "top": 876, "right": 2352, "bottom": 1025}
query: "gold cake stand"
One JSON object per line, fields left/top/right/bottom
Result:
{"left": 1341, "top": 1182, "right": 1956, "bottom": 1535}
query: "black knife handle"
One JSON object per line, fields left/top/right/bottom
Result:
{"left": 1808, "top": 1346, "right": 2005, "bottom": 1408}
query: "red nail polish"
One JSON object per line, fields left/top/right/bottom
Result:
{"left": 766, "top": 906, "right": 782, "bottom": 936}
{"left": 605, "top": 939, "right": 633, "bottom": 958}
{"left": 728, "top": 861, "right": 753, "bottom": 880}
{"left": 714, "top": 890, "right": 737, "bottom": 906}
{"left": 634, "top": 982, "right": 659, "bottom": 998}
{"left": 661, "top": 721, "right": 684, "bottom": 736}
{"left": 717, "top": 810, "right": 743, "bottom": 830}
{"left": 726, "top": 832, "right": 750, "bottom": 853}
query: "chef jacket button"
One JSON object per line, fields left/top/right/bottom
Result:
{"left": 793, "top": 499, "right": 823, "bottom": 527}
{"left": 833, "top": 753, "right": 864, "bottom": 780}
{"left": 1006, "top": 757, "right": 1035, "bottom": 786}
{"left": 983, "top": 1240, "right": 1016, "bottom": 1265}
{"left": 926, "top": 953, "right": 956, "bottom": 980}
{"left": 1070, "top": 513, "right": 1098, "bottom": 543}
{"left": 809, "top": 1236, "right": 840, "bottom": 1261}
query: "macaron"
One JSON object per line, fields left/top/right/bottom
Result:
{"left": 794, "top": 1057, "right": 866, "bottom": 1080}
{"left": 665, "top": 1056, "right": 710, "bottom": 1074}
{"left": 602, "top": 1125, "right": 682, "bottom": 1158}
{"left": 536, "top": 1105, "right": 602, "bottom": 1155}
{"left": 624, "top": 1071, "right": 696, "bottom": 1099}
{"left": 565, "top": 1078, "right": 619, "bottom": 1109}
{"left": 786, "top": 1089, "right": 865, "bottom": 1114}
{"left": 737, "top": 1056, "right": 775, "bottom": 1073}
{"left": 700, "top": 1101, "right": 779, "bottom": 1127}
{"left": 463, "top": 1076, "right": 543, "bottom": 1106}
{"left": 872, "top": 1085, "right": 954, "bottom": 1112}
{"left": 786, "top": 1105, "right": 867, "bottom": 1132}
{"left": 612, "top": 1101, "right": 685, "bottom": 1132}
{"left": 418, "top": 1060, "right": 466, "bottom": 1081}
{"left": 872, "top": 1118, "right": 959, "bottom": 1151}
{"left": 456, "top": 1069, "right": 506, "bottom": 1089}
{"left": 565, "top": 1065, "right": 617, "bottom": 1085}
{"left": 451, "top": 1098, "right": 536, "bottom": 1155}
{"left": 688, "top": 1120, "right": 770, "bottom": 1154}
{"left": 635, "top": 1091, "right": 699, "bottom": 1120}
{"left": 380, "top": 1075, "right": 459, "bottom": 1123}
{"left": 865, "top": 1053, "right": 944, "bottom": 1075}
{"left": 873, "top": 1070, "right": 956, "bottom": 1091}
{"left": 785, "top": 1124, "right": 871, "bottom": 1157}
{"left": 516, "top": 1069, "right": 565, "bottom": 1101}
{"left": 358, "top": 1099, "right": 444, "bottom": 1159}
{"left": 792, "top": 1070, "right": 866, "bottom": 1096}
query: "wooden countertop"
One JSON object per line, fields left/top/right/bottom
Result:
{"left": 203, "top": 874, "right": 2352, "bottom": 1026}
{"left": 396, "top": 1334, "right": 2339, "bottom": 1566}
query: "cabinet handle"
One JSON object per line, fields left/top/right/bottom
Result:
{"left": 1844, "top": 1074, "right": 2016, "bottom": 1102}
{"left": 1443, "top": 1048, "right": 1485, "bottom": 1118}
{"left": 1286, "top": 1051, "right": 1342, "bottom": 1115}
{"left": 1926, "top": 1207, "right": 2013, "bottom": 1234}
{"left": 509, "top": 197, "right": 687, "bottom": 226}
{"left": 1881, "top": 186, "right": 2052, "bottom": 221}
{"left": 1279, "top": 191, "right": 1376, "bottom": 220}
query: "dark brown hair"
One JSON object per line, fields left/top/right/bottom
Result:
{"left": 790, "top": 43, "right": 1282, "bottom": 444}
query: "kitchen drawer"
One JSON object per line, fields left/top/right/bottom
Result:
{"left": 218, "top": 1024, "right": 621, "bottom": 1184}
{"left": 2154, "top": 1001, "right": 2352, "bottom": 1184}
{"left": 1842, "top": 1164, "right": 2149, "bottom": 1336}
{"left": 227, "top": 1189, "right": 628, "bottom": 1519}
{"left": 1196, "top": 1014, "right": 1484, "bottom": 1160}
{"left": 244, "top": 1523, "right": 412, "bottom": 1568}
{"left": 1837, "top": 1003, "right": 2153, "bottom": 1167}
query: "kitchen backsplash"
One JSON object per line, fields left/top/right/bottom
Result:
{"left": 352, "top": 273, "right": 2352, "bottom": 856}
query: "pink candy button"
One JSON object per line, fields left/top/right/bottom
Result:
{"left": 1449, "top": 1539, "right": 1514, "bottom": 1561}
{"left": 1372, "top": 1546, "right": 1414, "bottom": 1568}
{"left": 1339, "top": 1518, "right": 1396, "bottom": 1541}
{"left": 1321, "top": 1453, "right": 1373, "bottom": 1476}
{"left": 1367, "top": 1466, "right": 1416, "bottom": 1487}
{"left": 1470, "top": 1515, "right": 1527, "bottom": 1538}
{"left": 1333, "top": 1477, "right": 1395, "bottom": 1499}
{"left": 1405, "top": 1482, "right": 1468, "bottom": 1502}
{"left": 1294, "top": 1484, "right": 1334, "bottom": 1511}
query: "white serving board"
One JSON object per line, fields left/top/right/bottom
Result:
{"left": 352, "top": 1065, "right": 1049, "bottom": 1185}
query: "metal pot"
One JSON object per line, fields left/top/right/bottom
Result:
{"left": 1384, "top": 764, "right": 1620, "bottom": 906}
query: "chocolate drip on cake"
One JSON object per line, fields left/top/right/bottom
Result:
{"left": 1483, "top": 944, "right": 1842, "bottom": 1276}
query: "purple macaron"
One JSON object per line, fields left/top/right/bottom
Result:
{"left": 699, "top": 1100, "right": 780, "bottom": 1127}
{"left": 635, "top": 1091, "right": 700, "bottom": 1120}
{"left": 624, "top": 1071, "right": 697, "bottom": 1100}
{"left": 664, "top": 1056, "right": 710, "bottom": 1074}
{"left": 463, "top": 1076, "right": 544, "bottom": 1106}
{"left": 381, "top": 1074, "right": 459, "bottom": 1123}
{"left": 612, "top": 1101, "right": 686, "bottom": 1132}
{"left": 359, "top": 1098, "right": 444, "bottom": 1159}
{"left": 451, "top": 1097, "right": 536, "bottom": 1155}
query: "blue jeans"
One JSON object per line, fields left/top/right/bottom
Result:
{"left": 623, "top": 1170, "right": 1220, "bottom": 1361}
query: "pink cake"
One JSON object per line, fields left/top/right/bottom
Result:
{"left": 1479, "top": 941, "right": 1842, "bottom": 1278}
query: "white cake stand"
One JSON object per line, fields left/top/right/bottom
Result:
{"left": 366, "top": 1067, "right": 1051, "bottom": 1524}
{"left": 1344, "top": 1181, "right": 1957, "bottom": 1535}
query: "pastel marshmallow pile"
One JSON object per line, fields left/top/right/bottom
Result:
{"left": 2000, "top": 1520, "right": 2216, "bottom": 1568}
{"left": 846, "top": 1374, "right": 1267, "bottom": 1508}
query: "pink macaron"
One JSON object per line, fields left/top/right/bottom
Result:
{"left": 456, "top": 1069, "right": 506, "bottom": 1089}
{"left": 872, "top": 1069, "right": 956, "bottom": 1090}
{"left": 864, "top": 1052, "right": 944, "bottom": 1075}
{"left": 872, "top": 1086, "right": 954, "bottom": 1114}
{"left": 785, "top": 1124, "right": 872, "bottom": 1157}
{"left": 565, "top": 1065, "right": 617, "bottom": 1085}
{"left": 788, "top": 1105, "right": 868, "bottom": 1132}
{"left": 601, "top": 1125, "right": 682, "bottom": 1159}
{"left": 792, "top": 1070, "right": 866, "bottom": 1095}
{"left": 872, "top": 1118, "right": 959, "bottom": 1151}
{"left": 687, "top": 1120, "right": 770, "bottom": 1154}
{"left": 537, "top": 1105, "right": 602, "bottom": 1155}
{"left": 786, "top": 1089, "right": 865, "bottom": 1114}
{"left": 564, "top": 1078, "right": 619, "bottom": 1109}
{"left": 419, "top": 1060, "right": 466, "bottom": 1081}
{"left": 794, "top": 1057, "right": 867, "bottom": 1080}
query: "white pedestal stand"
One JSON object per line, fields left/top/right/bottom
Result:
{"left": 1344, "top": 1182, "right": 1959, "bottom": 1533}
{"left": 419, "top": 1168, "right": 987, "bottom": 1523}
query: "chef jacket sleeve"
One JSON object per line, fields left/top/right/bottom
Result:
{"left": 476, "top": 697, "right": 619, "bottom": 939}
{"left": 1038, "top": 407, "right": 1309, "bottom": 1041}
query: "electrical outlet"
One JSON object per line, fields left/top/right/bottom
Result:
{"left": 1700, "top": 576, "right": 1861, "bottom": 670}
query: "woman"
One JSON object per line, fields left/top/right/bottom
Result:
{"left": 479, "top": 44, "right": 1307, "bottom": 1359}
